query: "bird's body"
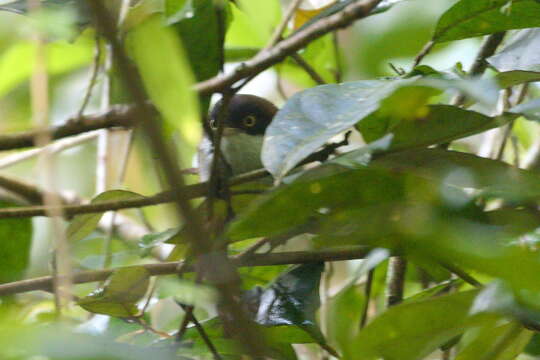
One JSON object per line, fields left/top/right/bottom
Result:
{"left": 197, "top": 94, "right": 278, "bottom": 182}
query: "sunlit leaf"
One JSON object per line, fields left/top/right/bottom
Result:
{"left": 127, "top": 15, "right": 200, "bottom": 145}
{"left": 67, "top": 190, "right": 144, "bottom": 243}
{"left": 433, "top": 0, "right": 540, "bottom": 43}
{"left": 77, "top": 266, "right": 150, "bottom": 317}
{"left": 0, "top": 30, "right": 93, "bottom": 98}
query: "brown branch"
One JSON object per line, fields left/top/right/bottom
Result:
{"left": 0, "top": 168, "right": 268, "bottom": 219}
{"left": 386, "top": 256, "right": 407, "bottom": 307}
{"left": 195, "top": 0, "right": 384, "bottom": 96}
{"left": 0, "top": 0, "right": 381, "bottom": 153}
{"left": 0, "top": 105, "right": 138, "bottom": 151}
{"left": 0, "top": 247, "right": 370, "bottom": 296}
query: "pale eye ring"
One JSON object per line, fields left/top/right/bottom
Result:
{"left": 243, "top": 115, "right": 257, "bottom": 127}
{"left": 209, "top": 119, "right": 217, "bottom": 129}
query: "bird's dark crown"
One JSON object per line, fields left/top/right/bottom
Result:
{"left": 209, "top": 94, "right": 278, "bottom": 136}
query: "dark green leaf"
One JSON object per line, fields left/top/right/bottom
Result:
{"left": 228, "top": 167, "right": 407, "bottom": 241}
{"left": 0, "top": 201, "right": 32, "bottom": 284}
{"left": 350, "top": 290, "right": 481, "bottom": 360}
{"left": 167, "top": 0, "right": 223, "bottom": 82}
{"left": 358, "top": 104, "right": 514, "bottom": 151}
{"left": 67, "top": 190, "right": 144, "bottom": 243}
{"left": 371, "top": 148, "right": 540, "bottom": 202}
{"left": 495, "top": 70, "right": 540, "bottom": 88}
{"left": 433, "top": 0, "right": 540, "bottom": 43}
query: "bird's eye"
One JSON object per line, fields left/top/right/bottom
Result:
{"left": 209, "top": 119, "right": 217, "bottom": 129}
{"left": 242, "top": 115, "right": 257, "bottom": 127}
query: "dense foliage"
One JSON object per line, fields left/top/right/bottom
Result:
{"left": 3, "top": 0, "right": 540, "bottom": 359}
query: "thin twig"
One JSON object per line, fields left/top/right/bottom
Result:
{"left": 360, "top": 269, "right": 374, "bottom": 328}
{"left": 77, "top": 33, "right": 103, "bottom": 117}
{"left": 451, "top": 32, "right": 506, "bottom": 107}
{"left": 0, "top": 131, "right": 100, "bottom": 170}
{"left": 195, "top": 0, "right": 384, "bottom": 96}
{"left": 265, "top": 0, "right": 303, "bottom": 50}
{"left": 178, "top": 303, "right": 223, "bottom": 360}
{"left": 412, "top": 41, "right": 434, "bottom": 68}
{"left": 385, "top": 256, "right": 407, "bottom": 307}
{"left": 332, "top": 31, "right": 343, "bottom": 83}
{"left": 291, "top": 52, "right": 327, "bottom": 84}
{"left": 0, "top": 247, "right": 371, "bottom": 296}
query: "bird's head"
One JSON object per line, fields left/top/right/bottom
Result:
{"left": 209, "top": 94, "right": 278, "bottom": 137}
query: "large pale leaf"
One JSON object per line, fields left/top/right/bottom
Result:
{"left": 489, "top": 28, "right": 540, "bottom": 72}
{"left": 433, "top": 0, "right": 540, "bottom": 43}
{"left": 262, "top": 78, "right": 419, "bottom": 180}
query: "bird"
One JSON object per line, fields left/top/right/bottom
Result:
{"left": 166, "top": 95, "right": 277, "bottom": 259}
{"left": 197, "top": 94, "right": 278, "bottom": 183}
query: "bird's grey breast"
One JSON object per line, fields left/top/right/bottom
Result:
{"left": 197, "top": 133, "right": 264, "bottom": 182}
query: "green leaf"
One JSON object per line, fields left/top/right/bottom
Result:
{"left": 511, "top": 97, "right": 540, "bottom": 121}
{"left": 167, "top": 0, "right": 223, "bottom": 83}
{"left": 261, "top": 77, "right": 419, "bottom": 180}
{"left": 350, "top": 290, "right": 481, "bottom": 360}
{"left": 226, "top": 0, "right": 281, "bottom": 48}
{"left": 0, "top": 31, "right": 93, "bottom": 98}
{"left": 0, "top": 201, "right": 32, "bottom": 284}
{"left": 245, "top": 263, "right": 336, "bottom": 354}
{"left": 495, "top": 70, "right": 540, "bottom": 88}
{"left": 456, "top": 321, "right": 532, "bottom": 360}
{"left": 262, "top": 76, "right": 499, "bottom": 180}
{"left": 488, "top": 28, "right": 540, "bottom": 72}
{"left": 371, "top": 148, "right": 540, "bottom": 202}
{"left": 326, "top": 249, "right": 389, "bottom": 358}
{"left": 0, "top": 0, "right": 89, "bottom": 29}
{"left": 77, "top": 266, "right": 150, "bottom": 317}
{"left": 67, "top": 190, "right": 144, "bottom": 243}
{"left": 139, "top": 227, "right": 179, "bottom": 256}
{"left": 228, "top": 167, "right": 407, "bottom": 241}
{"left": 359, "top": 104, "right": 513, "bottom": 151}
{"left": 127, "top": 15, "right": 200, "bottom": 146}
{"left": 433, "top": 0, "right": 540, "bottom": 43}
